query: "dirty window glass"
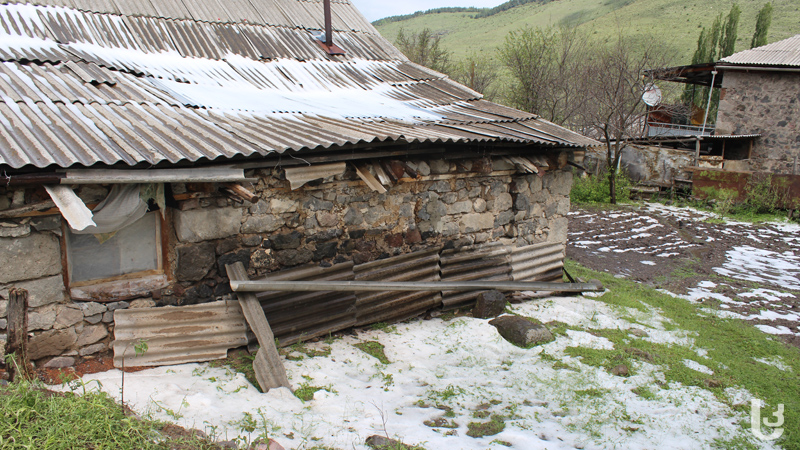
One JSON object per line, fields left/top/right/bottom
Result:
{"left": 66, "top": 211, "right": 160, "bottom": 283}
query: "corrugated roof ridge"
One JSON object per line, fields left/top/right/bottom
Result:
{"left": 720, "top": 34, "right": 800, "bottom": 67}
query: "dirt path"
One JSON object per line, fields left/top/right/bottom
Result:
{"left": 567, "top": 203, "right": 800, "bottom": 346}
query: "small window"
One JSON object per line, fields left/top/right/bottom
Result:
{"left": 65, "top": 211, "right": 163, "bottom": 285}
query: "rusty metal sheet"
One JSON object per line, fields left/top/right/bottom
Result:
{"left": 440, "top": 242, "right": 512, "bottom": 310}
{"left": 511, "top": 242, "right": 565, "bottom": 282}
{"left": 112, "top": 300, "right": 249, "bottom": 367}
{"left": 254, "top": 261, "right": 357, "bottom": 346}
{"left": 353, "top": 248, "right": 442, "bottom": 326}
{"left": 690, "top": 168, "right": 800, "bottom": 209}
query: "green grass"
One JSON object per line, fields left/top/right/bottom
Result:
{"left": 354, "top": 341, "right": 391, "bottom": 364}
{"left": 375, "top": 0, "right": 800, "bottom": 66}
{"left": 565, "top": 259, "right": 800, "bottom": 450}
{"left": 466, "top": 414, "right": 506, "bottom": 438}
{"left": 0, "top": 378, "right": 216, "bottom": 449}
{"left": 294, "top": 382, "right": 331, "bottom": 402}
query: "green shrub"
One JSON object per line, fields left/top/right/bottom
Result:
{"left": 570, "top": 171, "right": 632, "bottom": 204}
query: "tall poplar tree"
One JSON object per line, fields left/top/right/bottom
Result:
{"left": 751, "top": 3, "right": 773, "bottom": 49}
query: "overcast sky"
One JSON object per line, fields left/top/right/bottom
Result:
{"left": 350, "top": 0, "right": 505, "bottom": 22}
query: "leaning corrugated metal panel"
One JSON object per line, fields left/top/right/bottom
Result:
{"left": 254, "top": 262, "right": 357, "bottom": 347}
{"left": 519, "top": 118, "right": 599, "bottom": 148}
{"left": 112, "top": 300, "right": 249, "bottom": 368}
{"left": 440, "top": 242, "right": 513, "bottom": 311}
{"left": 353, "top": 248, "right": 443, "bottom": 326}
{"left": 511, "top": 242, "right": 566, "bottom": 282}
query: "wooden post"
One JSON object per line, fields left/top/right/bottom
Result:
{"left": 225, "top": 263, "right": 291, "bottom": 392}
{"left": 6, "top": 288, "right": 31, "bottom": 381}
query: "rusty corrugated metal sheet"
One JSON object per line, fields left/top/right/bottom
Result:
{"left": 721, "top": 34, "right": 800, "bottom": 67}
{"left": 440, "top": 242, "right": 512, "bottom": 310}
{"left": 510, "top": 242, "right": 565, "bottom": 282}
{"left": 112, "top": 300, "right": 249, "bottom": 367}
{"left": 690, "top": 168, "right": 800, "bottom": 208}
{"left": 353, "top": 248, "right": 442, "bottom": 326}
{"left": 255, "top": 262, "right": 357, "bottom": 346}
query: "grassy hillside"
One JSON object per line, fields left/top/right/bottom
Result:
{"left": 375, "top": 0, "right": 800, "bottom": 66}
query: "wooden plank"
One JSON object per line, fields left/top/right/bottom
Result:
{"left": 6, "top": 288, "right": 31, "bottom": 381}
{"left": 225, "top": 262, "right": 291, "bottom": 392}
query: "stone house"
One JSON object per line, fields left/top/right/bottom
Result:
{"left": 0, "top": 0, "right": 595, "bottom": 368}
{"left": 652, "top": 34, "right": 800, "bottom": 175}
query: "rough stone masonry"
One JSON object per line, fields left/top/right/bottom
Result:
{"left": 0, "top": 157, "right": 573, "bottom": 366}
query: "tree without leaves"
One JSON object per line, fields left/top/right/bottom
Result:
{"left": 450, "top": 54, "right": 499, "bottom": 100}
{"left": 580, "top": 34, "right": 675, "bottom": 204}
{"left": 499, "top": 26, "right": 590, "bottom": 127}
{"left": 394, "top": 28, "right": 452, "bottom": 74}
{"left": 751, "top": 3, "right": 773, "bottom": 49}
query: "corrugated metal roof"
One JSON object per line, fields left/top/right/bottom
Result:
{"left": 720, "top": 34, "right": 800, "bottom": 67}
{"left": 0, "top": 1, "right": 596, "bottom": 170}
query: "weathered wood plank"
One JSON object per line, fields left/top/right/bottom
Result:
{"left": 6, "top": 288, "right": 31, "bottom": 381}
{"left": 225, "top": 262, "right": 291, "bottom": 392}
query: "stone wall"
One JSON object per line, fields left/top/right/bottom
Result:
{"left": 0, "top": 157, "right": 573, "bottom": 366}
{"left": 583, "top": 144, "right": 694, "bottom": 184}
{"left": 717, "top": 70, "right": 800, "bottom": 174}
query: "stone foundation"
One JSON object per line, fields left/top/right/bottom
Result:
{"left": 0, "top": 157, "right": 572, "bottom": 366}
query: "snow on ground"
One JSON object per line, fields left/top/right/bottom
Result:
{"left": 57, "top": 294, "right": 775, "bottom": 450}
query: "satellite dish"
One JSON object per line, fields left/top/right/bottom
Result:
{"left": 642, "top": 84, "right": 662, "bottom": 107}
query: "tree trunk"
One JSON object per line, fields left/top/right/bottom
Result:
{"left": 609, "top": 167, "right": 617, "bottom": 204}
{"left": 6, "top": 288, "right": 32, "bottom": 381}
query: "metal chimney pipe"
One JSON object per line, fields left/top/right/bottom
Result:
{"left": 324, "top": 0, "right": 333, "bottom": 47}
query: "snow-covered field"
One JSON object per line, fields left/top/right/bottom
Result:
{"left": 56, "top": 204, "right": 799, "bottom": 449}
{"left": 59, "top": 294, "right": 781, "bottom": 450}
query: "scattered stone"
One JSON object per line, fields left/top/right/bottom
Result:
{"left": 472, "top": 290, "right": 506, "bottom": 319}
{"left": 241, "top": 234, "right": 262, "bottom": 247}
{"left": 28, "top": 328, "right": 77, "bottom": 360}
{"left": 217, "top": 249, "right": 252, "bottom": 273}
{"left": 107, "top": 301, "right": 130, "bottom": 311}
{"left": 183, "top": 285, "right": 214, "bottom": 305}
{"left": 79, "top": 302, "right": 107, "bottom": 317}
{"left": 704, "top": 379, "right": 723, "bottom": 388}
{"left": 611, "top": 364, "right": 630, "bottom": 377}
{"left": 270, "top": 231, "right": 303, "bottom": 250}
{"left": 366, "top": 435, "right": 412, "bottom": 450}
{"left": 174, "top": 207, "right": 242, "bottom": 243}
{"left": 28, "top": 305, "right": 57, "bottom": 331}
{"left": 625, "top": 347, "right": 655, "bottom": 362}
{"left": 176, "top": 242, "right": 216, "bottom": 281}
{"left": 275, "top": 249, "right": 313, "bottom": 267}
{"left": 44, "top": 356, "right": 75, "bottom": 368}
{"left": 308, "top": 229, "right": 343, "bottom": 242}
{"left": 129, "top": 298, "right": 156, "bottom": 310}
{"left": 79, "top": 342, "right": 107, "bottom": 357}
{"left": 75, "top": 324, "right": 108, "bottom": 347}
{"left": 85, "top": 313, "right": 103, "bottom": 325}
{"left": 0, "top": 223, "right": 30, "bottom": 238}
{"left": 489, "top": 315, "right": 554, "bottom": 347}
{"left": 313, "top": 242, "right": 338, "bottom": 261}
{"left": 54, "top": 305, "right": 84, "bottom": 329}
{"left": 629, "top": 328, "right": 649, "bottom": 338}
{"left": 30, "top": 216, "right": 61, "bottom": 232}
{"left": 428, "top": 159, "right": 450, "bottom": 174}
{"left": 0, "top": 275, "right": 67, "bottom": 308}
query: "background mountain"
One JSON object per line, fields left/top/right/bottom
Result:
{"left": 374, "top": 0, "right": 799, "bottom": 66}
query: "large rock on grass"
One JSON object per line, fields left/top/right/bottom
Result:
{"left": 489, "top": 315, "right": 554, "bottom": 347}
